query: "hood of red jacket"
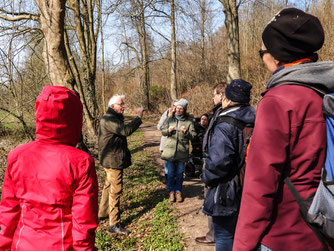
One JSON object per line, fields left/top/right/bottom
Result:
{"left": 35, "top": 86, "right": 83, "bottom": 146}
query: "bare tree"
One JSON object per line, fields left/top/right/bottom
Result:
{"left": 65, "top": 0, "right": 101, "bottom": 135}
{"left": 147, "top": 0, "right": 178, "bottom": 100}
{"left": 0, "top": 31, "right": 46, "bottom": 140}
{"left": 0, "top": 0, "right": 102, "bottom": 137}
{"left": 170, "top": 0, "right": 177, "bottom": 100}
{"left": 137, "top": 0, "right": 150, "bottom": 109}
{"left": 35, "top": 0, "right": 73, "bottom": 87}
{"left": 200, "top": 0, "right": 206, "bottom": 78}
{"left": 219, "top": 0, "right": 241, "bottom": 82}
{"left": 99, "top": 0, "right": 107, "bottom": 114}
{"left": 117, "top": 0, "right": 152, "bottom": 110}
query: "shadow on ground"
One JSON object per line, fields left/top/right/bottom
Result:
{"left": 130, "top": 142, "right": 160, "bottom": 154}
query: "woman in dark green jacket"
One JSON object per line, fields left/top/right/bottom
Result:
{"left": 161, "top": 98, "right": 196, "bottom": 202}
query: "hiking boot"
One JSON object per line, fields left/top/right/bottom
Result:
{"left": 195, "top": 236, "right": 215, "bottom": 246}
{"left": 108, "top": 224, "right": 130, "bottom": 235}
{"left": 169, "top": 191, "right": 175, "bottom": 202}
{"left": 175, "top": 192, "right": 183, "bottom": 202}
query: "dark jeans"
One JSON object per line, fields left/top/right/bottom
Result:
{"left": 166, "top": 161, "right": 184, "bottom": 192}
{"left": 204, "top": 186, "right": 215, "bottom": 241}
{"left": 212, "top": 215, "right": 237, "bottom": 251}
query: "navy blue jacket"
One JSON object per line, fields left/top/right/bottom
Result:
{"left": 202, "top": 105, "right": 255, "bottom": 217}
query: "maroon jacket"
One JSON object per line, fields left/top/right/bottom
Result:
{"left": 233, "top": 85, "right": 326, "bottom": 251}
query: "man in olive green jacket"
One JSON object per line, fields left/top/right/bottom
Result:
{"left": 98, "top": 94, "right": 144, "bottom": 234}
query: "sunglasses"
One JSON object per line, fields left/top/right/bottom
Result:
{"left": 259, "top": 49, "right": 269, "bottom": 59}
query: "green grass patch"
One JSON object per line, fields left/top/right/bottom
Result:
{"left": 95, "top": 129, "right": 184, "bottom": 250}
{"left": 0, "top": 122, "right": 35, "bottom": 141}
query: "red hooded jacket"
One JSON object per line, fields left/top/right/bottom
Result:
{"left": 0, "top": 86, "right": 98, "bottom": 250}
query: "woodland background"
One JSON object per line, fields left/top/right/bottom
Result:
{"left": 0, "top": 1, "right": 333, "bottom": 248}
{"left": 0, "top": 0, "right": 333, "bottom": 142}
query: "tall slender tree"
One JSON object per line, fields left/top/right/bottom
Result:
{"left": 65, "top": 0, "right": 101, "bottom": 135}
{"left": 219, "top": 0, "right": 241, "bottom": 82}
{"left": 200, "top": 0, "right": 206, "bottom": 79}
{"left": 170, "top": 0, "right": 177, "bottom": 100}
{"left": 117, "top": 0, "right": 151, "bottom": 110}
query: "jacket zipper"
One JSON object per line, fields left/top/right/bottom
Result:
{"left": 15, "top": 203, "right": 26, "bottom": 250}
{"left": 173, "top": 120, "right": 179, "bottom": 159}
{"left": 60, "top": 208, "right": 64, "bottom": 251}
{"left": 214, "top": 184, "right": 221, "bottom": 204}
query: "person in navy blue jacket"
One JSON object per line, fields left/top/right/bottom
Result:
{"left": 202, "top": 79, "right": 255, "bottom": 251}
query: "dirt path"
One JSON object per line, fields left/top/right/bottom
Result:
{"left": 140, "top": 121, "right": 214, "bottom": 251}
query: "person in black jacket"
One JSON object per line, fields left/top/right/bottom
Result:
{"left": 202, "top": 79, "right": 255, "bottom": 251}
{"left": 192, "top": 113, "right": 208, "bottom": 158}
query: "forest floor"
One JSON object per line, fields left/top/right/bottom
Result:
{"left": 140, "top": 120, "right": 214, "bottom": 251}
{"left": 0, "top": 117, "right": 215, "bottom": 250}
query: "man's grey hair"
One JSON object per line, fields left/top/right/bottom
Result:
{"left": 108, "top": 94, "right": 125, "bottom": 107}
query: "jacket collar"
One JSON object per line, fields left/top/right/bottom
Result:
{"left": 107, "top": 107, "right": 124, "bottom": 121}
{"left": 219, "top": 104, "right": 244, "bottom": 116}
{"left": 212, "top": 102, "right": 222, "bottom": 113}
{"left": 266, "top": 61, "right": 334, "bottom": 92}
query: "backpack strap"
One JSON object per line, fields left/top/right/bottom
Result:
{"left": 215, "top": 116, "right": 254, "bottom": 162}
{"left": 215, "top": 116, "right": 254, "bottom": 183}
{"left": 284, "top": 177, "right": 330, "bottom": 251}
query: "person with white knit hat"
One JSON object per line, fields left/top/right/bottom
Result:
{"left": 161, "top": 98, "right": 196, "bottom": 202}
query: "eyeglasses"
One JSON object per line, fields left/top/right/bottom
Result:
{"left": 259, "top": 49, "right": 269, "bottom": 59}
{"left": 213, "top": 93, "right": 223, "bottom": 98}
{"left": 115, "top": 103, "right": 125, "bottom": 107}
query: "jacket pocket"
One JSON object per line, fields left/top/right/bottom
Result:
{"left": 203, "top": 187, "right": 216, "bottom": 215}
{"left": 219, "top": 179, "right": 240, "bottom": 214}
{"left": 203, "top": 180, "right": 239, "bottom": 217}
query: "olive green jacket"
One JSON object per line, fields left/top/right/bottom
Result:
{"left": 98, "top": 108, "right": 142, "bottom": 169}
{"left": 161, "top": 115, "right": 196, "bottom": 162}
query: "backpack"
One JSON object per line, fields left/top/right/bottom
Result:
{"left": 214, "top": 116, "right": 254, "bottom": 196}
{"left": 284, "top": 91, "right": 334, "bottom": 251}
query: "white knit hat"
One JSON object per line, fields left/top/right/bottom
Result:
{"left": 175, "top": 98, "right": 188, "bottom": 110}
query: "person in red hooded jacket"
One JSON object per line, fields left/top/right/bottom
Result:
{"left": 0, "top": 86, "right": 99, "bottom": 250}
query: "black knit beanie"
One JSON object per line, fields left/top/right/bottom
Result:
{"left": 225, "top": 79, "right": 252, "bottom": 104}
{"left": 262, "top": 8, "right": 324, "bottom": 63}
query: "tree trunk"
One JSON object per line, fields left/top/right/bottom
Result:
{"left": 170, "top": 0, "right": 177, "bottom": 101}
{"left": 121, "top": 16, "right": 132, "bottom": 69}
{"left": 35, "top": 0, "right": 74, "bottom": 87}
{"left": 139, "top": 2, "right": 150, "bottom": 110}
{"left": 220, "top": 0, "right": 241, "bottom": 82}
{"left": 100, "top": 10, "right": 106, "bottom": 114}
{"left": 66, "top": 0, "right": 99, "bottom": 135}
{"left": 200, "top": 0, "right": 205, "bottom": 80}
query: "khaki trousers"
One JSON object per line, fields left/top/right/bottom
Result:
{"left": 98, "top": 168, "right": 123, "bottom": 226}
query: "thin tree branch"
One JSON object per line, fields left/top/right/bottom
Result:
{"left": 146, "top": 22, "right": 170, "bottom": 42}
{"left": 0, "top": 9, "right": 39, "bottom": 21}
{"left": 122, "top": 42, "right": 141, "bottom": 64}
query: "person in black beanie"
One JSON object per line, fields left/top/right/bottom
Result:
{"left": 262, "top": 8, "right": 324, "bottom": 63}
{"left": 224, "top": 79, "right": 252, "bottom": 104}
{"left": 234, "top": 8, "right": 334, "bottom": 251}
{"left": 202, "top": 79, "right": 255, "bottom": 251}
